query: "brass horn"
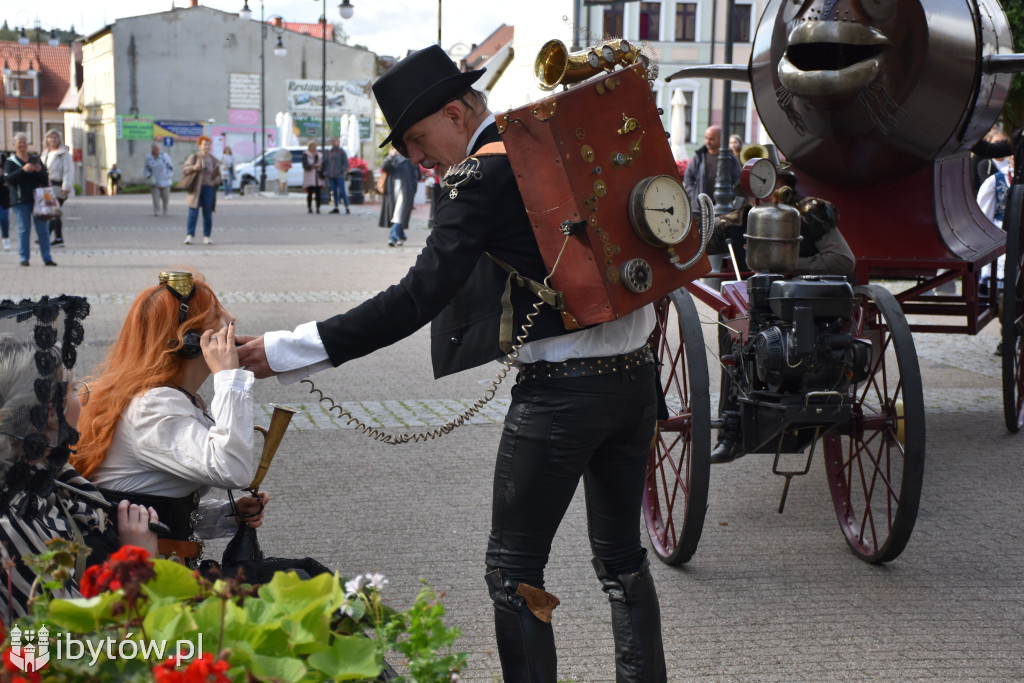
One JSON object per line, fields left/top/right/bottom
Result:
{"left": 248, "top": 405, "right": 298, "bottom": 491}
{"left": 535, "top": 38, "right": 646, "bottom": 91}
{"left": 535, "top": 39, "right": 603, "bottom": 91}
{"left": 740, "top": 143, "right": 769, "bottom": 164}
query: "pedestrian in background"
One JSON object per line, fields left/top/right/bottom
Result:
{"left": 182, "top": 135, "right": 221, "bottom": 245}
{"left": 106, "top": 164, "right": 122, "bottom": 195}
{"left": 302, "top": 141, "right": 324, "bottom": 214}
{"left": 325, "top": 137, "right": 350, "bottom": 214}
{"left": 729, "top": 134, "right": 744, "bottom": 166}
{"left": 42, "top": 129, "right": 73, "bottom": 247}
{"left": 0, "top": 152, "right": 10, "bottom": 251}
{"left": 143, "top": 143, "right": 175, "bottom": 216}
{"left": 3, "top": 132, "right": 56, "bottom": 266}
{"left": 378, "top": 147, "right": 417, "bottom": 246}
{"left": 221, "top": 146, "right": 235, "bottom": 199}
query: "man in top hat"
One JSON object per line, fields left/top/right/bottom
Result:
{"left": 237, "top": 45, "right": 667, "bottom": 683}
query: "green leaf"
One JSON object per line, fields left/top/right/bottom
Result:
{"left": 258, "top": 571, "right": 344, "bottom": 617}
{"left": 143, "top": 559, "right": 202, "bottom": 601}
{"left": 306, "top": 634, "right": 382, "bottom": 680}
{"left": 248, "top": 652, "right": 310, "bottom": 683}
{"left": 45, "top": 592, "right": 121, "bottom": 631}
{"left": 143, "top": 602, "right": 198, "bottom": 648}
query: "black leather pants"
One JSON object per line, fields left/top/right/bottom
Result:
{"left": 485, "top": 362, "right": 661, "bottom": 681}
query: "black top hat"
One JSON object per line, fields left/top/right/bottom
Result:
{"left": 373, "top": 45, "right": 485, "bottom": 149}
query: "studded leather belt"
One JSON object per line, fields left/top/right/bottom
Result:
{"left": 518, "top": 345, "right": 655, "bottom": 381}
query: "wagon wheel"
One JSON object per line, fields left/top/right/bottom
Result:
{"left": 822, "top": 284, "right": 925, "bottom": 563}
{"left": 643, "top": 288, "right": 711, "bottom": 565}
{"left": 1002, "top": 184, "right": 1024, "bottom": 433}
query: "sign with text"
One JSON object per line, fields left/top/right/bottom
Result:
{"left": 285, "top": 79, "right": 372, "bottom": 117}
{"left": 293, "top": 116, "right": 341, "bottom": 139}
{"left": 154, "top": 120, "right": 205, "bottom": 140}
{"left": 116, "top": 116, "right": 154, "bottom": 140}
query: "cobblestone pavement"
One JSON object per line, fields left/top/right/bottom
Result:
{"left": 3, "top": 194, "right": 1021, "bottom": 681}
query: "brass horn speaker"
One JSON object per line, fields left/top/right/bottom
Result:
{"left": 535, "top": 39, "right": 604, "bottom": 91}
{"left": 248, "top": 405, "right": 298, "bottom": 491}
{"left": 740, "top": 143, "right": 769, "bottom": 164}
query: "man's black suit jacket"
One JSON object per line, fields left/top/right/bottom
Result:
{"left": 316, "top": 123, "right": 569, "bottom": 378}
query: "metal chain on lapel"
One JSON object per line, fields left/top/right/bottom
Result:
{"left": 301, "top": 234, "right": 573, "bottom": 444}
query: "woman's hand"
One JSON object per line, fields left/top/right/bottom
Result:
{"left": 234, "top": 491, "right": 270, "bottom": 528}
{"left": 201, "top": 321, "right": 240, "bottom": 374}
{"left": 117, "top": 499, "right": 160, "bottom": 556}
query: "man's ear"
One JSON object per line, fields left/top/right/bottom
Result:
{"left": 440, "top": 100, "right": 467, "bottom": 131}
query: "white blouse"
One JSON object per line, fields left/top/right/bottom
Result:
{"left": 90, "top": 369, "right": 256, "bottom": 539}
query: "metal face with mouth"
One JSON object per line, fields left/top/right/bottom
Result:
{"left": 778, "top": 21, "right": 890, "bottom": 98}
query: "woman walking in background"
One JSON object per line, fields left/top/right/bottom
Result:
{"left": 3, "top": 132, "right": 56, "bottom": 266}
{"left": 43, "top": 129, "right": 74, "bottom": 247}
{"left": 221, "top": 146, "right": 235, "bottom": 199}
{"left": 182, "top": 136, "right": 221, "bottom": 245}
{"left": 302, "top": 141, "right": 324, "bottom": 214}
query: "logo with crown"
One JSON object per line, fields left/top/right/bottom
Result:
{"left": 8, "top": 624, "right": 51, "bottom": 672}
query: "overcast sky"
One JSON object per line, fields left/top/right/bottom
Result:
{"left": 3, "top": 0, "right": 556, "bottom": 57}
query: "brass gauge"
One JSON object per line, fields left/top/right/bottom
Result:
{"left": 627, "top": 175, "right": 692, "bottom": 247}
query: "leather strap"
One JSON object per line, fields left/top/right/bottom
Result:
{"left": 486, "top": 252, "right": 565, "bottom": 353}
{"left": 475, "top": 141, "right": 506, "bottom": 156}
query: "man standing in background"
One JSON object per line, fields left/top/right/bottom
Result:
{"left": 143, "top": 143, "right": 175, "bottom": 216}
{"left": 325, "top": 137, "right": 350, "bottom": 215}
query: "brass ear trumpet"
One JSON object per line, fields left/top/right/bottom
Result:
{"left": 248, "top": 405, "right": 298, "bottom": 491}
{"left": 535, "top": 38, "right": 643, "bottom": 90}
{"left": 740, "top": 143, "right": 769, "bottom": 164}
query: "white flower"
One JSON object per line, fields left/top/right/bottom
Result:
{"left": 366, "top": 573, "right": 388, "bottom": 590}
{"left": 345, "top": 574, "right": 367, "bottom": 596}
{"left": 450, "top": 674, "right": 462, "bottom": 682}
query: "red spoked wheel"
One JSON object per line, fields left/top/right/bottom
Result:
{"left": 1002, "top": 185, "right": 1024, "bottom": 433}
{"left": 823, "top": 284, "right": 925, "bottom": 563}
{"left": 643, "top": 287, "right": 711, "bottom": 565}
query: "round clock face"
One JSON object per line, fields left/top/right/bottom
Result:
{"left": 740, "top": 157, "right": 778, "bottom": 200}
{"left": 628, "top": 175, "right": 692, "bottom": 247}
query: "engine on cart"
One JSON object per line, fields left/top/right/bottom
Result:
{"left": 743, "top": 273, "right": 869, "bottom": 395}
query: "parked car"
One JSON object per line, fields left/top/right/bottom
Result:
{"left": 233, "top": 146, "right": 307, "bottom": 192}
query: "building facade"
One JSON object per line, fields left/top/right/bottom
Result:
{"left": 74, "top": 2, "right": 376, "bottom": 194}
{"left": 0, "top": 39, "right": 71, "bottom": 153}
{"left": 481, "top": 0, "right": 768, "bottom": 163}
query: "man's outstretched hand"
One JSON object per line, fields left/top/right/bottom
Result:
{"left": 235, "top": 334, "right": 276, "bottom": 379}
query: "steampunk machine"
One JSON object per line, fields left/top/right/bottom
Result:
{"left": 641, "top": 0, "right": 1024, "bottom": 566}
{"left": 501, "top": 0, "right": 1024, "bottom": 567}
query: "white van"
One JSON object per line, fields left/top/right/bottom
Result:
{"left": 233, "top": 146, "right": 307, "bottom": 193}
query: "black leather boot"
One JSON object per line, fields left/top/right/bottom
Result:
{"left": 485, "top": 568, "right": 558, "bottom": 683}
{"left": 593, "top": 554, "right": 667, "bottom": 683}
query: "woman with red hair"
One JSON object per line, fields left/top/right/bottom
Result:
{"left": 181, "top": 136, "right": 221, "bottom": 245}
{"left": 74, "top": 271, "right": 268, "bottom": 567}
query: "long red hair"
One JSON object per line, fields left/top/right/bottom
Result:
{"left": 73, "top": 272, "right": 226, "bottom": 478}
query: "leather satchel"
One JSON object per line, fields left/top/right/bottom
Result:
{"left": 178, "top": 154, "right": 201, "bottom": 193}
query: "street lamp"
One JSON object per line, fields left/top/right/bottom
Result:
{"left": 240, "top": 2, "right": 287, "bottom": 192}
{"left": 320, "top": 0, "right": 356, "bottom": 155}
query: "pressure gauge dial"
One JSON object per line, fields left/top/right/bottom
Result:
{"left": 740, "top": 157, "right": 778, "bottom": 200}
{"left": 627, "top": 175, "right": 692, "bottom": 247}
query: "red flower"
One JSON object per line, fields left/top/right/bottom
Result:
{"left": 184, "top": 653, "right": 231, "bottom": 683}
{"left": 80, "top": 564, "right": 121, "bottom": 598}
{"left": 79, "top": 545, "right": 154, "bottom": 602}
{"left": 152, "top": 657, "right": 186, "bottom": 683}
{"left": 2, "top": 647, "right": 42, "bottom": 681}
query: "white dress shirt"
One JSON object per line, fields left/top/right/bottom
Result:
{"left": 89, "top": 369, "right": 256, "bottom": 539}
